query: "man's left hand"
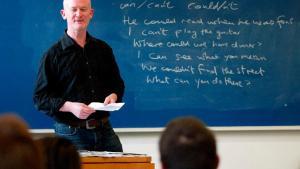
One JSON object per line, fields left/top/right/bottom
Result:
{"left": 103, "top": 93, "right": 118, "bottom": 105}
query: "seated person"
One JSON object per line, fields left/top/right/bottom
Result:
{"left": 0, "top": 113, "right": 43, "bottom": 169}
{"left": 36, "top": 136, "right": 81, "bottom": 169}
{"left": 159, "top": 116, "right": 219, "bottom": 169}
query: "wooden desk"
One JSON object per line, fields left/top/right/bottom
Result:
{"left": 81, "top": 155, "right": 155, "bottom": 169}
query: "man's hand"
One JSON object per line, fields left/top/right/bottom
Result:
{"left": 103, "top": 93, "right": 118, "bottom": 105}
{"left": 59, "top": 101, "right": 95, "bottom": 119}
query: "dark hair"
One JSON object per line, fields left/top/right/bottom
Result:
{"left": 0, "top": 113, "right": 43, "bottom": 169}
{"left": 159, "top": 116, "right": 218, "bottom": 169}
{"left": 36, "top": 136, "right": 81, "bottom": 169}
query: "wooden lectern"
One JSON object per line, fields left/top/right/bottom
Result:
{"left": 81, "top": 155, "right": 155, "bottom": 169}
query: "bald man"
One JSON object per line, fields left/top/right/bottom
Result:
{"left": 34, "top": 0, "right": 124, "bottom": 151}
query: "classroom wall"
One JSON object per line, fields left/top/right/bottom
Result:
{"left": 33, "top": 129, "right": 300, "bottom": 169}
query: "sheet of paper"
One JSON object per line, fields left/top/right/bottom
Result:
{"left": 79, "top": 150, "right": 146, "bottom": 157}
{"left": 88, "top": 102, "right": 125, "bottom": 111}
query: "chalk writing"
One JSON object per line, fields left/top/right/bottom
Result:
{"left": 120, "top": 0, "right": 175, "bottom": 10}
{"left": 187, "top": 1, "right": 239, "bottom": 12}
{"left": 118, "top": 0, "right": 295, "bottom": 89}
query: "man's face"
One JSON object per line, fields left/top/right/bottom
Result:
{"left": 61, "top": 0, "right": 94, "bottom": 32}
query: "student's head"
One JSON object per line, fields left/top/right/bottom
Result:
{"left": 159, "top": 116, "right": 218, "bottom": 169}
{"left": 0, "top": 113, "right": 31, "bottom": 138}
{"left": 61, "top": 0, "right": 94, "bottom": 32}
{"left": 36, "top": 136, "right": 81, "bottom": 169}
{"left": 0, "top": 113, "right": 43, "bottom": 169}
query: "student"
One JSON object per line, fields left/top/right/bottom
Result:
{"left": 36, "top": 136, "right": 81, "bottom": 169}
{"left": 159, "top": 116, "right": 219, "bottom": 169}
{"left": 0, "top": 113, "right": 43, "bottom": 169}
{"left": 33, "top": 0, "right": 124, "bottom": 151}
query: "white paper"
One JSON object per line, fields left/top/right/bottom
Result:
{"left": 88, "top": 102, "right": 124, "bottom": 111}
{"left": 79, "top": 150, "right": 146, "bottom": 157}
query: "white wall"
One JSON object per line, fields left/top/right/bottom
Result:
{"left": 116, "top": 128, "right": 300, "bottom": 169}
{"left": 32, "top": 127, "right": 300, "bottom": 169}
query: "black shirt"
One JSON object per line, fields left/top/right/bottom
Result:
{"left": 33, "top": 32, "right": 125, "bottom": 125}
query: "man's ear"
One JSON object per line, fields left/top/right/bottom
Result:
{"left": 60, "top": 9, "right": 66, "bottom": 20}
{"left": 89, "top": 8, "right": 94, "bottom": 19}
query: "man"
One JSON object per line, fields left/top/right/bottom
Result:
{"left": 33, "top": 0, "right": 124, "bottom": 151}
{"left": 159, "top": 116, "right": 219, "bottom": 169}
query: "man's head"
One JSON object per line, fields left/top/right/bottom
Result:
{"left": 159, "top": 116, "right": 218, "bottom": 169}
{"left": 61, "top": 0, "right": 94, "bottom": 33}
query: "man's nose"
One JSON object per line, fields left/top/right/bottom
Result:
{"left": 75, "top": 9, "right": 82, "bottom": 16}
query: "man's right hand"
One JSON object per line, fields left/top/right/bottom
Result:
{"left": 59, "top": 101, "right": 96, "bottom": 119}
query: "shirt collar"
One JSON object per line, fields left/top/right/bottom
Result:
{"left": 61, "top": 30, "right": 92, "bottom": 50}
